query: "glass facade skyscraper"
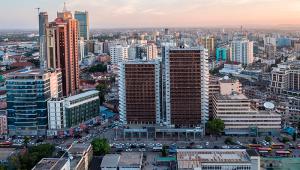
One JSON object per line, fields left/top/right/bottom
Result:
{"left": 75, "top": 11, "right": 89, "bottom": 40}
{"left": 6, "top": 68, "right": 62, "bottom": 136}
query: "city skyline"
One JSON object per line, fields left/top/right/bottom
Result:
{"left": 1, "top": 0, "right": 300, "bottom": 29}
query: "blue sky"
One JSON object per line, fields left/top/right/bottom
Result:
{"left": 0, "top": 0, "right": 300, "bottom": 29}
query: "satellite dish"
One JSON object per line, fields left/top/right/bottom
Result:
{"left": 264, "top": 102, "right": 275, "bottom": 110}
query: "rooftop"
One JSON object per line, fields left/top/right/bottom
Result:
{"left": 33, "top": 158, "right": 69, "bottom": 170}
{"left": 214, "top": 93, "right": 248, "bottom": 100}
{"left": 177, "top": 149, "right": 252, "bottom": 169}
{"left": 101, "top": 154, "right": 120, "bottom": 168}
{"left": 65, "top": 90, "right": 99, "bottom": 102}
{"left": 118, "top": 152, "right": 143, "bottom": 168}
{"left": 69, "top": 143, "right": 91, "bottom": 155}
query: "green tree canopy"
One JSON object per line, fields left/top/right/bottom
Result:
{"left": 207, "top": 119, "right": 225, "bottom": 139}
{"left": 91, "top": 138, "right": 110, "bottom": 156}
{"left": 96, "top": 83, "right": 108, "bottom": 105}
{"left": 10, "top": 143, "right": 55, "bottom": 170}
{"left": 88, "top": 64, "right": 107, "bottom": 73}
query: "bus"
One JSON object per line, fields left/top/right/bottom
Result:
{"left": 248, "top": 144, "right": 262, "bottom": 149}
{"left": 271, "top": 144, "right": 285, "bottom": 149}
{"left": 258, "top": 147, "right": 272, "bottom": 152}
{"left": 275, "top": 150, "right": 291, "bottom": 157}
{"left": 0, "top": 141, "right": 12, "bottom": 147}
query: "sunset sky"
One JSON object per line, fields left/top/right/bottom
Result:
{"left": 1, "top": 0, "right": 300, "bottom": 29}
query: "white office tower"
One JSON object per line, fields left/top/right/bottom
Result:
{"left": 231, "top": 38, "right": 254, "bottom": 65}
{"left": 118, "top": 60, "right": 161, "bottom": 125}
{"left": 264, "top": 36, "right": 277, "bottom": 47}
{"left": 163, "top": 47, "right": 209, "bottom": 127}
{"left": 79, "top": 37, "right": 85, "bottom": 62}
{"left": 110, "top": 45, "right": 129, "bottom": 65}
{"left": 94, "top": 41, "right": 103, "bottom": 54}
{"left": 146, "top": 43, "right": 158, "bottom": 60}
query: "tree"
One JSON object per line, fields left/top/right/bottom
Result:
{"left": 10, "top": 143, "right": 55, "bottom": 170}
{"left": 96, "top": 83, "right": 108, "bottom": 105}
{"left": 224, "top": 137, "right": 234, "bottom": 145}
{"left": 265, "top": 136, "right": 272, "bottom": 143}
{"left": 88, "top": 64, "right": 107, "bottom": 73}
{"left": 91, "top": 138, "right": 110, "bottom": 156}
{"left": 282, "top": 137, "right": 289, "bottom": 144}
{"left": 207, "top": 119, "right": 224, "bottom": 139}
{"left": 293, "top": 133, "right": 297, "bottom": 141}
{"left": 161, "top": 145, "right": 168, "bottom": 157}
{"left": 23, "top": 136, "right": 30, "bottom": 148}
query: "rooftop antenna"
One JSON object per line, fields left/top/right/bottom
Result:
{"left": 63, "top": 2, "right": 67, "bottom": 12}
{"left": 35, "top": 7, "right": 40, "bottom": 14}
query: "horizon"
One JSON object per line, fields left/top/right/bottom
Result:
{"left": 1, "top": 0, "right": 300, "bottom": 29}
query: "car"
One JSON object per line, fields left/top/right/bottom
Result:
{"left": 139, "top": 148, "right": 146, "bottom": 152}
{"left": 195, "top": 145, "right": 203, "bottom": 149}
{"left": 222, "top": 145, "right": 230, "bottom": 149}
{"left": 205, "top": 142, "right": 209, "bottom": 146}
{"left": 125, "top": 148, "right": 132, "bottom": 152}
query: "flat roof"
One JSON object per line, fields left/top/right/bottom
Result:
{"left": 177, "top": 149, "right": 251, "bottom": 169}
{"left": 101, "top": 154, "right": 120, "bottom": 168}
{"left": 66, "top": 90, "right": 99, "bottom": 101}
{"left": 214, "top": 93, "right": 248, "bottom": 100}
{"left": 0, "top": 148, "right": 15, "bottom": 160}
{"left": 33, "top": 158, "right": 69, "bottom": 170}
{"left": 118, "top": 152, "right": 143, "bottom": 167}
{"left": 69, "top": 143, "right": 91, "bottom": 155}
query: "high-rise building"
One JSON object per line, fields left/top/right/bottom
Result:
{"left": 119, "top": 60, "right": 161, "bottom": 124}
{"left": 110, "top": 45, "right": 129, "bottom": 65}
{"left": 265, "top": 43, "right": 276, "bottom": 58}
{"left": 216, "top": 46, "right": 231, "bottom": 62}
{"left": 39, "top": 12, "right": 49, "bottom": 71}
{"left": 46, "top": 6, "right": 80, "bottom": 96}
{"left": 294, "top": 41, "right": 300, "bottom": 53}
{"left": 94, "top": 41, "right": 104, "bottom": 54}
{"left": 47, "top": 90, "right": 99, "bottom": 136}
{"left": 199, "top": 36, "right": 215, "bottom": 58}
{"left": 264, "top": 36, "right": 276, "bottom": 47}
{"left": 208, "top": 77, "right": 220, "bottom": 118}
{"left": 6, "top": 68, "right": 62, "bottom": 136}
{"left": 164, "top": 47, "right": 209, "bottom": 127}
{"left": 231, "top": 38, "right": 254, "bottom": 65}
{"left": 146, "top": 43, "right": 158, "bottom": 60}
{"left": 74, "top": 11, "right": 89, "bottom": 40}
{"left": 79, "top": 37, "right": 85, "bottom": 62}
{"left": 0, "top": 111, "right": 7, "bottom": 137}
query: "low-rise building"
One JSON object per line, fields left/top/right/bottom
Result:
{"left": 219, "top": 63, "right": 243, "bottom": 75}
{"left": 118, "top": 152, "right": 143, "bottom": 170}
{"left": 47, "top": 90, "right": 100, "bottom": 136}
{"left": 32, "top": 158, "right": 70, "bottom": 170}
{"left": 177, "top": 149, "right": 260, "bottom": 170}
{"left": 100, "top": 154, "right": 120, "bottom": 170}
{"left": 69, "top": 143, "right": 93, "bottom": 170}
{"left": 213, "top": 93, "right": 281, "bottom": 135}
